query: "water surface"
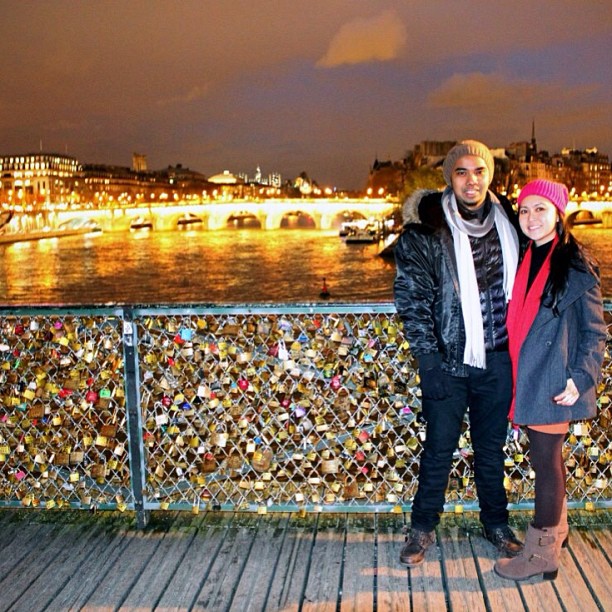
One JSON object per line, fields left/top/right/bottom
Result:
{"left": 1, "top": 226, "right": 610, "bottom": 306}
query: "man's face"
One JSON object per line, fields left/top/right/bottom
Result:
{"left": 450, "top": 155, "right": 490, "bottom": 208}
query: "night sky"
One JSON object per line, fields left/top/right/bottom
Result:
{"left": 1, "top": 1, "right": 610, "bottom": 190}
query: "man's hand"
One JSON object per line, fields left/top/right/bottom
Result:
{"left": 419, "top": 365, "right": 451, "bottom": 400}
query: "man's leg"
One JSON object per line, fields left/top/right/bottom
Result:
{"left": 467, "top": 352, "right": 512, "bottom": 527}
{"left": 410, "top": 375, "right": 468, "bottom": 531}
{"left": 400, "top": 374, "right": 468, "bottom": 566}
{"left": 468, "top": 352, "right": 522, "bottom": 556}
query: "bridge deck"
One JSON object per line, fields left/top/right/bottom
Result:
{"left": 0, "top": 508, "right": 610, "bottom": 611}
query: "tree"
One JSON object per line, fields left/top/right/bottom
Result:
{"left": 399, "top": 166, "right": 444, "bottom": 202}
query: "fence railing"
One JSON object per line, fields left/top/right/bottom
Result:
{"left": 1, "top": 303, "right": 611, "bottom": 528}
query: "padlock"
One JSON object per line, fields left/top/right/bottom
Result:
{"left": 252, "top": 448, "right": 273, "bottom": 472}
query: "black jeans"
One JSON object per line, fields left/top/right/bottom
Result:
{"left": 410, "top": 351, "right": 512, "bottom": 532}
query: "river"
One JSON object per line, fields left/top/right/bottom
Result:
{"left": 0, "top": 226, "right": 611, "bottom": 306}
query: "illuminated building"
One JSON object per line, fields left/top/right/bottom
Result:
{"left": 0, "top": 153, "right": 81, "bottom": 205}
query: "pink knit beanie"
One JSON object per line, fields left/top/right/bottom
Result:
{"left": 517, "top": 179, "right": 569, "bottom": 216}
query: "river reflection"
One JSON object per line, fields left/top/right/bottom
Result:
{"left": 0, "top": 226, "right": 610, "bottom": 306}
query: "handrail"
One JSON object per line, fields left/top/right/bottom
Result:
{"left": 1, "top": 302, "right": 610, "bottom": 528}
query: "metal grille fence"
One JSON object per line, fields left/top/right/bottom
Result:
{"left": 1, "top": 303, "right": 611, "bottom": 526}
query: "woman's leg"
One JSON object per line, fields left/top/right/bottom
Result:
{"left": 494, "top": 427, "right": 568, "bottom": 580}
{"left": 528, "top": 428, "right": 566, "bottom": 528}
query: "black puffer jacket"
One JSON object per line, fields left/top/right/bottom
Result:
{"left": 393, "top": 188, "right": 519, "bottom": 377}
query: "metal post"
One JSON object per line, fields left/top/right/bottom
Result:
{"left": 122, "top": 308, "right": 149, "bottom": 528}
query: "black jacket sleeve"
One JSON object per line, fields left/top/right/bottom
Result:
{"left": 393, "top": 224, "right": 442, "bottom": 365}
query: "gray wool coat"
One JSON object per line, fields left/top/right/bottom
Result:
{"left": 512, "top": 266, "right": 606, "bottom": 425}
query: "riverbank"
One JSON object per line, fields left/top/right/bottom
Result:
{"left": 0, "top": 227, "right": 101, "bottom": 245}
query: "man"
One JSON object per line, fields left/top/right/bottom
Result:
{"left": 393, "top": 140, "right": 523, "bottom": 566}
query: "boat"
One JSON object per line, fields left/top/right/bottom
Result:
{"left": 130, "top": 216, "right": 153, "bottom": 230}
{"left": 338, "top": 221, "right": 358, "bottom": 237}
{"left": 344, "top": 222, "right": 382, "bottom": 244}
{"left": 177, "top": 213, "right": 203, "bottom": 227}
{"left": 345, "top": 230, "right": 381, "bottom": 244}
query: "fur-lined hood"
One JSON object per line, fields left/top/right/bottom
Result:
{"left": 401, "top": 188, "right": 441, "bottom": 225}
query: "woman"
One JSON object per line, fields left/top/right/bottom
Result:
{"left": 494, "top": 179, "right": 606, "bottom": 581}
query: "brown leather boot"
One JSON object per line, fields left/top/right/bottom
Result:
{"left": 557, "top": 498, "right": 569, "bottom": 553}
{"left": 399, "top": 528, "right": 435, "bottom": 567}
{"left": 482, "top": 525, "right": 524, "bottom": 557}
{"left": 494, "top": 524, "right": 560, "bottom": 581}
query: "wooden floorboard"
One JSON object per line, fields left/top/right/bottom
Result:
{"left": 229, "top": 512, "right": 291, "bottom": 612}
{"left": 376, "top": 513, "right": 411, "bottom": 611}
{"left": 300, "top": 513, "right": 345, "bottom": 612}
{"left": 468, "top": 529, "right": 525, "bottom": 612}
{"left": 263, "top": 513, "right": 314, "bottom": 612}
{"left": 0, "top": 522, "right": 84, "bottom": 612}
{"left": 194, "top": 513, "right": 264, "bottom": 611}
{"left": 0, "top": 508, "right": 609, "bottom": 612}
{"left": 438, "top": 521, "right": 487, "bottom": 612}
{"left": 408, "top": 530, "right": 447, "bottom": 611}
{"left": 155, "top": 512, "right": 237, "bottom": 612}
{"left": 46, "top": 514, "right": 134, "bottom": 610}
{"left": 121, "top": 513, "right": 200, "bottom": 610}
{"left": 338, "top": 514, "right": 374, "bottom": 612}
{"left": 565, "top": 528, "right": 612, "bottom": 610}
{"left": 8, "top": 521, "right": 105, "bottom": 612}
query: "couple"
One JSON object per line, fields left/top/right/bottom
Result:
{"left": 393, "top": 140, "right": 606, "bottom": 581}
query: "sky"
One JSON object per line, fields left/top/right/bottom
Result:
{"left": 1, "top": 1, "right": 611, "bottom": 190}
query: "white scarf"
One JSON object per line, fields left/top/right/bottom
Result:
{"left": 442, "top": 188, "right": 518, "bottom": 368}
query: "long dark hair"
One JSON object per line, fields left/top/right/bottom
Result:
{"left": 541, "top": 217, "right": 600, "bottom": 314}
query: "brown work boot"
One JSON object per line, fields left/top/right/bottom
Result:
{"left": 482, "top": 524, "right": 524, "bottom": 557}
{"left": 399, "top": 528, "right": 435, "bottom": 567}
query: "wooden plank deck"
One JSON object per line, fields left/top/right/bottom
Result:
{"left": 0, "top": 508, "right": 609, "bottom": 611}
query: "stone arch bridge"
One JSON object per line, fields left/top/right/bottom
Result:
{"left": 49, "top": 198, "right": 398, "bottom": 232}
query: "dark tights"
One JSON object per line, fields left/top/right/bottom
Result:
{"left": 528, "top": 429, "right": 566, "bottom": 528}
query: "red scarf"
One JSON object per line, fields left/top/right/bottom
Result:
{"left": 506, "top": 237, "right": 557, "bottom": 420}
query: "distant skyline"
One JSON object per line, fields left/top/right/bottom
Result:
{"left": 1, "top": 1, "right": 610, "bottom": 190}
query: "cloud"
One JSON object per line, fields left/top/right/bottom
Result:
{"left": 429, "top": 72, "right": 599, "bottom": 116}
{"left": 156, "top": 85, "right": 210, "bottom": 107}
{"left": 317, "top": 10, "right": 406, "bottom": 68}
{"left": 424, "top": 71, "right": 610, "bottom": 150}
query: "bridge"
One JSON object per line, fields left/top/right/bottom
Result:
{"left": 4, "top": 197, "right": 611, "bottom": 236}
{"left": 1, "top": 198, "right": 398, "bottom": 234}
{"left": 565, "top": 200, "right": 612, "bottom": 227}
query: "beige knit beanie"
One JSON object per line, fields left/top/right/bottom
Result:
{"left": 442, "top": 140, "right": 494, "bottom": 186}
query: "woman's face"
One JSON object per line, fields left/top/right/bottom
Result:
{"left": 518, "top": 195, "right": 559, "bottom": 246}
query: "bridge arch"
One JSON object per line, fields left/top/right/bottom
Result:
{"left": 226, "top": 211, "right": 262, "bottom": 229}
{"left": 566, "top": 209, "right": 601, "bottom": 227}
{"left": 153, "top": 211, "right": 205, "bottom": 231}
{"left": 38, "top": 198, "right": 400, "bottom": 233}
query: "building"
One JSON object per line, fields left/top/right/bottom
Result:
{"left": 165, "top": 164, "right": 212, "bottom": 197}
{"left": 556, "top": 148, "right": 611, "bottom": 197}
{"left": 132, "top": 152, "right": 148, "bottom": 172}
{"left": 365, "top": 158, "right": 406, "bottom": 196}
{"left": 0, "top": 152, "right": 81, "bottom": 205}
{"left": 79, "top": 163, "right": 171, "bottom": 205}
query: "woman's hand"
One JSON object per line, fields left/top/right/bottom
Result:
{"left": 554, "top": 378, "right": 579, "bottom": 406}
